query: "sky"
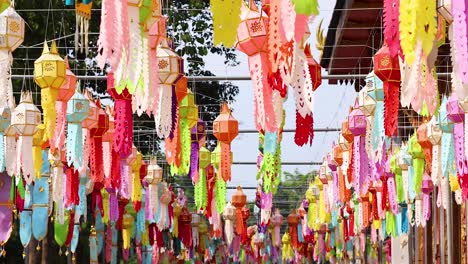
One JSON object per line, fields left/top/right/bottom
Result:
{"left": 203, "top": 0, "right": 358, "bottom": 200}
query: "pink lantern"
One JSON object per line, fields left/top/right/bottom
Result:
{"left": 236, "top": 0, "right": 275, "bottom": 133}
{"left": 348, "top": 104, "right": 369, "bottom": 195}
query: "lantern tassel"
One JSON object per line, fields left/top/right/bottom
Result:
{"left": 90, "top": 136, "right": 104, "bottom": 183}
{"left": 179, "top": 119, "right": 190, "bottom": 176}
{"left": 5, "top": 133, "right": 15, "bottom": 177}
{"left": 113, "top": 95, "right": 133, "bottom": 158}
{"left": 18, "top": 136, "right": 34, "bottom": 184}
{"left": 220, "top": 142, "right": 232, "bottom": 182}
{"left": 155, "top": 85, "right": 173, "bottom": 138}
{"left": 384, "top": 81, "right": 400, "bottom": 137}
{"left": 189, "top": 141, "right": 199, "bottom": 181}
{"left": 66, "top": 123, "right": 83, "bottom": 168}
{"left": 41, "top": 88, "right": 58, "bottom": 144}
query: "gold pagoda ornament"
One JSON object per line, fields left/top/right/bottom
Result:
{"left": 34, "top": 41, "right": 66, "bottom": 144}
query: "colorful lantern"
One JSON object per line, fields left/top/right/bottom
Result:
{"left": 236, "top": 0, "right": 276, "bottom": 133}
{"left": 223, "top": 202, "right": 236, "bottom": 247}
{"left": 11, "top": 91, "right": 41, "bottom": 183}
{"left": 155, "top": 39, "right": 182, "bottom": 138}
{"left": 189, "top": 119, "right": 205, "bottom": 182}
{"left": 34, "top": 41, "right": 66, "bottom": 144}
{"left": 102, "top": 107, "right": 114, "bottom": 187}
{"left": 145, "top": 158, "right": 162, "bottom": 219}
{"left": 287, "top": 209, "right": 300, "bottom": 249}
{"left": 447, "top": 94, "right": 468, "bottom": 198}
{"left": 66, "top": 89, "right": 90, "bottom": 169}
{"left": 107, "top": 73, "right": 133, "bottom": 158}
{"left": 427, "top": 118, "right": 442, "bottom": 185}
{"left": 52, "top": 57, "right": 76, "bottom": 151}
{"left": 358, "top": 87, "right": 376, "bottom": 117}
{"left": 89, "top": 100, "right": 109, "bottom": 184}
{"left": 348, "top": 105, "right": 368, "bottom": 195}
{"left": 0, "top": 5, "right": 24, "bottom": 110}
{"left": 421, "top": 173, "right": 434, "bottom": 226}
{"left": 213, "top": 103, "right": 238, "bottom": 182}
{"left": 177, "top": 91, "right": 199, "bottom": 175}
{"left": 232, "top": 186, "right": 247, "bottom": 242}
{"left": 373, "top": 44, "right": 400, "bottom": 137}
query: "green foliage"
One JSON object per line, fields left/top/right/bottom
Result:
{"left": 273, "top": 170, "right": 316, "bottom": 216}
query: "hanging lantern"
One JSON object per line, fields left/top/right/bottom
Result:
{"left": 437, "top": 0, "right": 452, "bottom": 24}
{"left": 417, "top": 123, "right": 433, "bottom": 171}
{"left": 34, "top": 41, "right": 66, "bottom": 144}
{"left": 175, "top": 75, "right": 188, "bottom": 103}
{"left": 447, "top": 94, "right": 468, "bottom": 198}
{"left": 188, "top": 119, "right": 205, "bottom": 182}
{"left": 373, "top": 44, "right": 401, "bottom": 137}
{"left": 66, "top": 90, "right": 90, "bottom": 170}
{"left": 348, "top": 105, "right": 369, "bottom": 195}
{"left": 74, "top": 1, "right": 93, "bottom": 55}
{"left": 154, "top": 39, "right": 182, "bottom": 138}
{"left": 145, "top": 158, "right": 162, "bottom": 218}
{"left": 304, "top": 44, "right": 322, "bottom": 92}
{"left": 148, "top": 14, "right": 166, "bottom": 49}
{"left": 51, "top": 57, "right": 76, "bottom": 151}
{"left": 236, "top": 0, "right": 276, "bottom": 132}
{"left": 338, "top": 133, "right": 349, "bottom": 151}
{"left": 287, "top": 209, "right": 300, "bottom": 249}
{"left": 176, "top": 91, "right": 199, "bottom": 176}
{"left": 232, "top": 186, "right": 247, "bottom": 242}
{"left": 0, "top": 5, "right": 23, "bottom": 110}
{"left": 11, "top": 91, "right": 41, "bottom": 183}
{"left": 358, "top": 87, "right": 376, "bottom": 117}
{"left": 107, "top": 73, "right": 133, "bottom": 158}
{"left": 89, "top": 100, "right": 109, "bottom": 184}
{"left": 213, "top": 103, "right": 238, "bottom": 182}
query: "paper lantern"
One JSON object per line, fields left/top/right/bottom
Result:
{"left": 0, "top": 6, "right": 24, "bottom": 51}
{"left": 332, "top": 144, "right": 343, "bottom": 166}
{"left": 34, "top": 41, "right": 66, "bottom": 89}
{"left": 373, "top": 44, "right": 400, "bottom": 137}
{"left": 437, "top": 0, "right": 452, "bottom": 23}
{"left": 175, "top": 75, "right": 188, "bottom": 103}
{"left": 35, "top": 41, "right": 66, "bottom": 143}
{"left": 438, "top": 97, "right": 454, "bottom": 133}
{"left": 155, "top": 39, "right": 181, "bottom": 138}
{"left": 338, "top": 133, "right": 349, "bottom": 151}
{"left": 89, "top": 100, "right": 109, "bottom": 183}
{"left": 66, "top": 90, "right": 90, "bottom": 168}
{"left": 348, "top": 106, "right": 369, "bottom": 194}
{"left": 236, "top": 0, "right": 268, "bottom": 56}
{"left": 358, "top": 88, "right": 376, "bottom": 117}
{"left": 52, "top": 57, "right": 76, "bottom": 151}
{"left": 446, "top": 95, "right": 464, "bottom": 123}
{"left": 179, "top": 91, "right": 198, "bottom": 129}
{"left": 145, "top": 158, "right": 162, "bottom": 185}
{"left": 304, "top": 44, "right": 322, "bottom": 91}
{"left": 365, "top": 71, "right": 384, "bottom": 101}
{"left": 341, "top": 119, "right": 354, "bottom": 142}
{"left": 213, "top": 103, "right": 238, "bottom": 182}
{"left": 82, "top": 91, "right": 99, "bottom": 129}
{"left": 0, "top": 106, "right": 10, "bottom": 133}
{"left": 427, "top": 120, "right": 442, "bottom": 145}
{"left": 236, "top": 0, "right": 275, "bottom": 132}
{"left": 11, "top": 92, "right": 41, "bottom": 183}
{"left": 287, "top": 210, "right": 300, "bottom": 249}
{"left": 421, "top": 174, "right": 434, "bottom": 224}
{"left": 107, "top": 73, "right": 133, "bottom": 157}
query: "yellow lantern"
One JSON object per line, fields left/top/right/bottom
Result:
{"left": 179, "top": 91, "right": 198, "bottom": 129}
{"left": 34, "top": 41, "right": 66, "bottom": 143}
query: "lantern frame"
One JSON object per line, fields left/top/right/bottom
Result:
{"left": 11, "top": 91, "right": 41, "bottom": 136}
{"left": 0, "top": 6, "right": 25, "bottom": 51}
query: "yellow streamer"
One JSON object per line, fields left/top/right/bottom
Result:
{"left": 210, "top": 0, "right": 242, "bottom": 47}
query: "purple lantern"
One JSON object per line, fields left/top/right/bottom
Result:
{"left": 189, "top": 119, "right": 206, "bottom": 180}
{"left": 348, "top": 104, "right": 369, "bottom": 195}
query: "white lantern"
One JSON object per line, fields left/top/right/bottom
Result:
{"left": 12, "top": 91, "right": 41, "bottom": 136}
{"left": 358, "top": 88, "right": 376, "bottom": 116}
{"left": 156, "top": 39, "right": 182, "bottom": 85}
{"left": 0, "top": 6, "right": 25, "bottom": 51}
{"left": 145, "top": 157, "right": 162, "bottom": 184}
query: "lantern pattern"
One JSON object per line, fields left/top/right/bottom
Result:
{"left": 213, "top": 103, "right": 238, "bottom": 182}
{"left": 0, "top": 5, "right": 24, "bottom": 110}
{"left": 373, "top": 44, "right": 400, "bottom": 137}
{"left": 66, "top": 90, "right": 90, "bottom": 170}
{"left": 11, "top": 91, "right": 41, "bottom": 184}
{"left": 155, "top": 39, "right": 181, "bottom": 138}
{"left": 236, "top": 0, "right": 276, "bottom": 133}
{"left": 52, "top": 57, "right": 76, "bottom": 151}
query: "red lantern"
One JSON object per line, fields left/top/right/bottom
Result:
{"left": 89, "top": 100, "right": 109, "bottom": 184}
{"left": 213, "top": 103, "right": 238, "bottom": 182}
{"left": 107, "top": 73, "right": 133, "bottom": 157}
{"left": 175, "top": 75, "right": 188, "bottom": 103}
{"left": 373, "top": 44, "right": 401, "bottom": 137}
{"left": 287, "top": 209, "right": 300, "bottom": 249}
{"left": 304, "top": 44, "right": 322, "bottom": 91}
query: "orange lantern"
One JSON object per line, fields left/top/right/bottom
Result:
{"left": 213, "top": 103, "right": 238, "bottom": 182}
{"left": 373, "top": 44, "right": 400, "bottom": 137}
{"left": 287, "top": 209, "right": 300, "bottom": 249}
{"left": 232, "top": 186, "right": 247, "bottom": 242}
{"left": 175, "top": 75, "right": 188, "bottom": 103}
